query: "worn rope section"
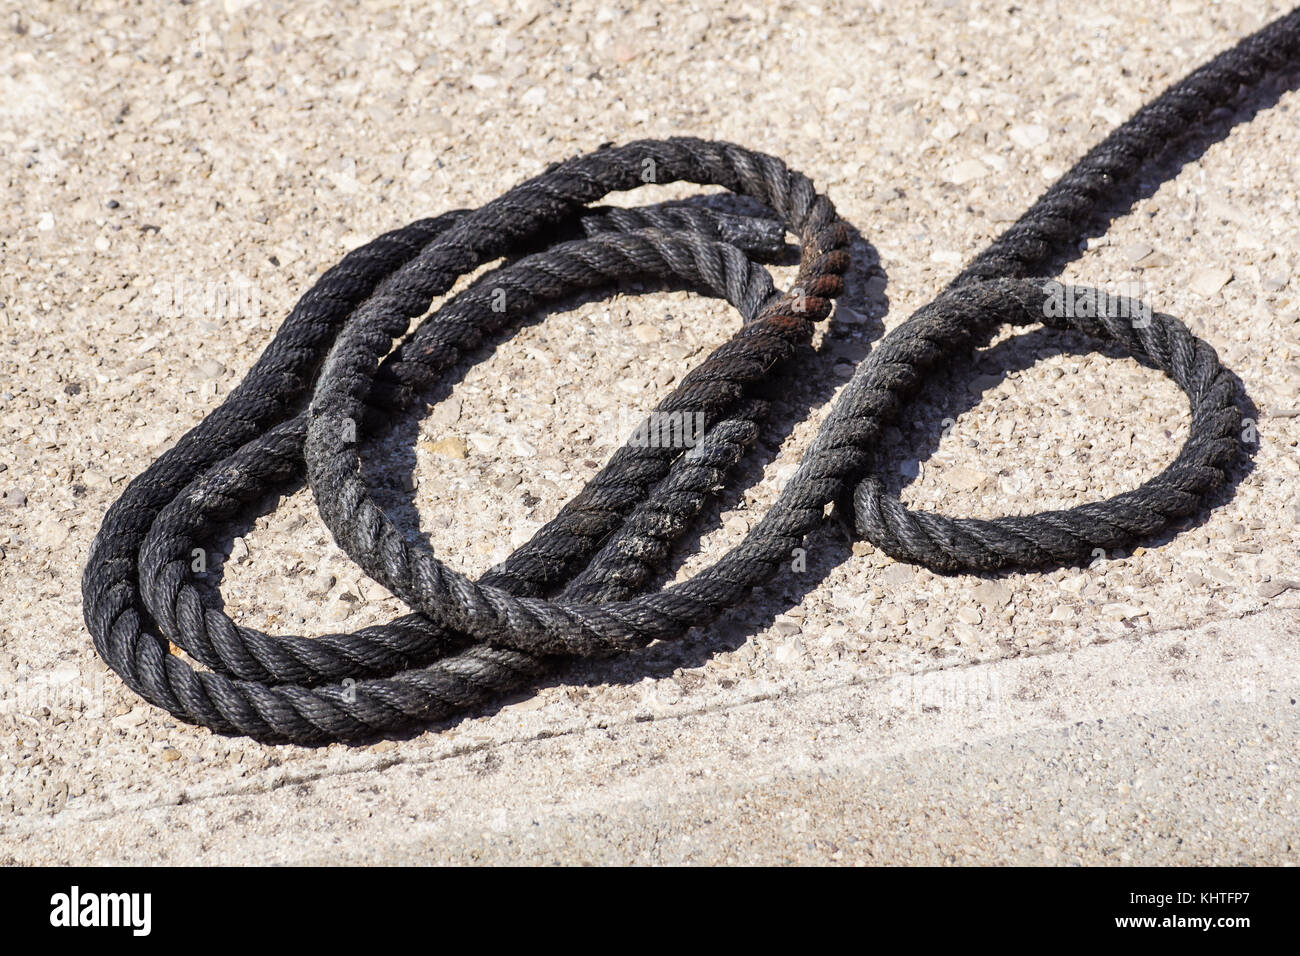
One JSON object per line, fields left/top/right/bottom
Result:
{"left": 83, "top": 10, "right": 1300, "bottom": 742}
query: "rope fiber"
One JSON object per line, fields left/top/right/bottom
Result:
{"left": 83, "top": 10, "right": 1300, "bottom": 742}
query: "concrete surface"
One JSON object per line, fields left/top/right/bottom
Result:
{"left": 4, "top": 608, "right": 1296, "bottom": 864}
{"left": 1, "top": 0, "right": 1298, "bottom": 863}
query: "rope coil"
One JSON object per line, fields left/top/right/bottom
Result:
{"left": 82, "top": 11, "right": 1300, "bottom": 742}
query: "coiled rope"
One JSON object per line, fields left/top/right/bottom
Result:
{"left": 83, "top": 10, "right": 1300, "bottom": 742}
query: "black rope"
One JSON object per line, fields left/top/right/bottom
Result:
{"left": 82, "top": 10, "right": 1299, "bottom": 742}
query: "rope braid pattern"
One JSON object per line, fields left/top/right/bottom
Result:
{"left": 82, "top": 10, "right": 1300, "bottom": 742}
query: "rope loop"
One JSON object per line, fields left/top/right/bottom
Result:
{"left": 852, "top": 279, "right": 1242, "bottom": 572}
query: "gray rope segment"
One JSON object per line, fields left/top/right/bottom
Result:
{"left": 559, "top": 400, "right": 770, "bottom": 605}
{"left": 83, "top": 10, "right": 1299, "bottom": 742}
{"left": 956, "top": 11, "right": 1300, "bottom": 284}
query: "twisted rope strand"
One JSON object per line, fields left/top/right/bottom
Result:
{"left": 81, "top": 10, "right": 1300, "bottom": 742}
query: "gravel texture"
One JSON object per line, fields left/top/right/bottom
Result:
{"left": 1, "top": 0, "right": 1297, "bottom": 863}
